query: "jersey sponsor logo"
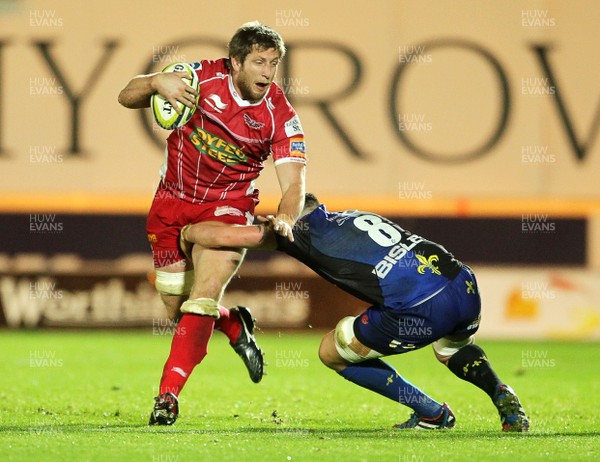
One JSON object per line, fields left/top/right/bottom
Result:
{"left": 328, "top": 213, "right": 354, "bottom": 226}
{"left": 284, "top": 115, "right": 303, "bottom": 137}
{"left": 204, "top": 94, "right": 228, "bottom": 113}
{"left": 189, "top": 127, "right": 248, "bottom": 165}
{"left": 243, "top": 113, "right": 265, "bottom": 130}
{"left": 289, "top": 137, "right": 306, "bottom": 158}
{"left": 214, "top": 206, "right": 245, "bottom": 217}
{"left": 373, "top": 234, "right": 424, "bottom": 279}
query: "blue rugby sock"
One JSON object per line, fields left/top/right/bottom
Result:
{"left": 338, "top": 359, "right": 442, "bottom": 418}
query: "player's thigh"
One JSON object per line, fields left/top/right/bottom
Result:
{"left": 147, "top": 191, "right": 190, "bottom": 269}
{"left": 352, "top": 307, "right": 435, "bottom": 355}
{"left": 189, "top": 244, "right": 246, "bottom": 300}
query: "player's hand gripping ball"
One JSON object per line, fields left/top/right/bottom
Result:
{"left": 151, "top": 62, "right": 200, "bottom": 130}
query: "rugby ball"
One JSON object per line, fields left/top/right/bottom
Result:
{"left": 151, "top": 62, "right": 200, "bottom": 130}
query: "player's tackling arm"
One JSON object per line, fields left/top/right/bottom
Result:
{"left": 182, "top": 222, "right": 278, "bottom": 252}
{"left": 274, "top": 162, "right": 306, "bottom": 241}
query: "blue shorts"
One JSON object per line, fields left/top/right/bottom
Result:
{"left": 353, "top": 266, "right": 481, "bottom": 355}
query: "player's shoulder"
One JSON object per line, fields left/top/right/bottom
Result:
{"left": 266, "top": 82, "right": 295, "bottom": 111}
{"left": 192, "top": 58, "right": 229, "bottom": 77}
{"left": 310, "top": 205, "right": 349, "bottom": 225}
{"left": 266, "top": 84, "right": 303, "bottom": 137}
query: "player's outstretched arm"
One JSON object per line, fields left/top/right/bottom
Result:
{"left": 118, "top": 72, "right": 198, "bottom": 110}
{"left": 181, "top": 222, "right": 277, "bottom": 252}
{"left": 274, "top": 162, "right": 306, "bottom": 242}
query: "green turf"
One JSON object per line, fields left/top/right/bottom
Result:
{"left": 0, "top": 330, "right": 598, "bottom": 461}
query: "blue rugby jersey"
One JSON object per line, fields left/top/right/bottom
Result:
{"left": 276, "top": 205, "right": 462, "bottom": 310}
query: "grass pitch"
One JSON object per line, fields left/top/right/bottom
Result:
{"left": 0, "top": 330, "right": 598, "bottom": 462}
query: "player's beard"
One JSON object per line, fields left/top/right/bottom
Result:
{"left": 235, "top": 72, "right": 271, "bottom": 103}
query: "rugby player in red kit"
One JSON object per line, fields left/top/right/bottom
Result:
{"left": 118, "top": 21, "right": 306, "bottom": 425}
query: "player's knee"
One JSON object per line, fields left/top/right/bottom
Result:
{"left": 317, "top": 334, "right": 331, "bottom": 366}
{"left": 331, "top": 316, "right": 383, "bottom": 366}
{"left": 432, "top": 335, "right": 474, "bottom": 364}
{"left": 318, "top": 331, "right": 345, "bottom": 371}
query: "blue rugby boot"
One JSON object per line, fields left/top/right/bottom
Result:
{"left": 394, "top": 403, "right": 456, "bottom": 430}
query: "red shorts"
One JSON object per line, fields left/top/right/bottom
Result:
{"left": 146, "top": 187, "right": 256, "bottom": 268}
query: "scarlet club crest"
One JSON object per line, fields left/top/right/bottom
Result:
{"left": 243, "top": 113, "right": 265, "bottom": 129}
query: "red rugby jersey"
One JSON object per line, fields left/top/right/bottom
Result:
{"left": 158, "top": 58, "right": 306, "bottom": 204}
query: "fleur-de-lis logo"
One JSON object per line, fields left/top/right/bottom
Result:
{"left": 466, "top": 280, "right": 477, "bottom": 294}
{"left": 386, "top": 373, "right": 395, "bottom": 386}
{"left": 416, "top": 254, "right": 441, "bottom": 275}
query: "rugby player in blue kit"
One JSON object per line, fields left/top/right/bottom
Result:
{"left": 180, "top": 193, "right": 529, "bottom": 431}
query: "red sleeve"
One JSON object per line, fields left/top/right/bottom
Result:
{"left": 270, "top": 87, "right": 307, "bottom": 166}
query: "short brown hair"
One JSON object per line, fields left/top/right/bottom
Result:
{"left": 227, "top": 21, "right": 286, "bottom": 63}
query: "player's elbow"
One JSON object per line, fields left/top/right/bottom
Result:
{"left": 117, "top": 89, "right": 132, "bottom": 108}
{"left": 117, "top": 90, "right": 141, "bottom": 109}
